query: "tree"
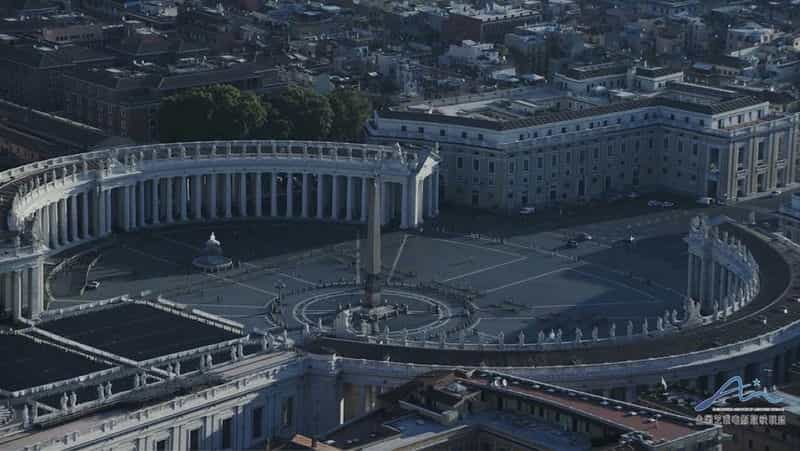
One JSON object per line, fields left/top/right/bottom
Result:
{"left": 327, "top": 88, "right": 372, "bottom": 141}
{"left": 261, "top": 86, "right": 333, "bottom": 140}
{"left": 159, "top": 85, "right": 266, "bottom": 142}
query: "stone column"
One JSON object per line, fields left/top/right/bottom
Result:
{"left": 59, "top": 198, "right": 68, "bottom": 243}
{"left": 121, "top": 186, "right": 130, "bottom": 232}
{"left": 151, "top": 179, "right": 160, "bottom": 225}
{"left": 179, "top": 176, "right": 188, "bottom": 221}
{"left": 346, "top": 176, "right": 354, "bottom": 221}
{"left": 332, "top": 175, "right": 340, "bottom": 220}
{"left": 286, "top": 173, "right": 294, "bottom": 218}
{"left": 432, "top": 169, "right": 439, "bottom": 215}
{"left": 29, "top": 264, "right": 43, "bottom": 318}
{"left": 165, "top": 177, "right": 174, "bottom": 224}
{"left": 301, "top": 173, "right": 309, "bottom": 218}
{"left": 709, "top": 261, "right": 717, "bottom": 308}
{"left": 137, "top": 181, "right": 144, "bottom": 228}
{"left": 698, "top": 256, "right": 707, "bottom": 308}
{"left": 129, "top": 185, "right": 136, "bottom": 230}
{"left": 426, "top": 175, "right": 434, "bottom": 218}
{"left": 687, "top": 253, "right": 695, "bottom": 299}
{"left": 12, "top": 270, "right": 22, "bottom": 321}
{"left": 224, "top": 173, "right": 232, "bottom": 219}
{"left": 3, "top": 273, "right": 11, "bottom": 317}
{"left": 81, "top": 191, "right": 89, "bottom": 238}
{"left": 361, "top": 177, "right": 368, "bottom": 222}
{"left": 104, "top": 190, "right": 111, "bottom": 234}
{"left": 193, "top": 175, "right": 202, "bottom": 220}
{"left": 209, "top": 174, "right": 217, "bottom": 219}
{"left": 239, "top": 173, "right": 247, "bottom": 217}
{"left": 718, "top": 267, "right": 727, "bottom": 302}
{"left": 316, "top": 174, "right": 324, "bottom": 219}
{"left": 401, "top": 181, "right": 410, "bottom": 229}
{"left": 268, "top": 172, "right": 276, "bottom": 217}
{"left": 70, "top": 195, "right": 78, "bottom": 241}
{"left": 97, "top": 191, "right": 106, "bottom": 236}
{"left": 254, "top": 172, "right": 262, "bottom": 217}
{"left": 39, "top": 208, "right": 47, "bottom": 245}
{"left": 49, "top": 203, "right": 58, "bottom": 247}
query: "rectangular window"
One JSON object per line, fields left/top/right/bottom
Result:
{"left": 461, "top": 131, "right": 467, "bottom": 138}
{"left": 758, "top": 142, "right": 766, "bottom": 160}
{"left": 523, "top": 160, "right": 529, "bottom": 171}
{"left": 440, "top": 129, "right": 446, "bottom": 136}
{"left": 401, "top": 125, "right": 407, "bottom": 132}
{"left": 473, "top": 159, "right": 480, "bottom": 172}
{"left": 281, "top": 397, "right": 294, "bottom": 427}
{"left": 252, "top": 406, "right": 264, "bottom": 439}
{"left": 417, "top": 127, "right": 424, "bottom": 134}
{"left": 488, "top": 161, "right": 495, "bottom": 173}
{"left": 478, "top": 133, "right": 484, "bottom": 141}
{"left": 509, "top": 163, "right": 515, "bottom": 175}
{"left": 221, "top": 418, "right": 233, "bottom": 449}
{"left": 457, "top": 157, "right": 463, "bottom": 169}
{"left": 537, "top": 158, "right": 543, "bottom": 169}
{"left": 155, "top": 439, "right": 168, "bottom": 451}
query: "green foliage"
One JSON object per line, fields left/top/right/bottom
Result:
{"left": 328, "top": 88, "right": 372, "bottom": 141}
{"left": 159, "top": 85, "right": 266, "bottom": 142}
{"left": 260, "top": 85, "right": 333, "bottom": 140}
{"left": 159, "top": 84, "right": 373, "bottom": 143}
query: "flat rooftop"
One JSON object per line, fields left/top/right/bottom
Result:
{"left": 464, "top": 376, "right": 701, "bottom": 443}
{"left": 0, "top": 333, "right": 112, "bottom": 393}
{"left": 37, "top": 303, "right": 244, "bottom": 362}
{"left": 381, "top": 84, "right": 768, "bottom": 130}
{"left": 321, "top": 370, "right": 713, "bottom": 450}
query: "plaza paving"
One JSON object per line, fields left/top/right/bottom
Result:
{"left": 47, "top": 198, "right": 714, "bottom": 341}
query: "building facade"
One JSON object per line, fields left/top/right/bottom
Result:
{"left": 366, "top": 83, "right": 800, "bottom": 211}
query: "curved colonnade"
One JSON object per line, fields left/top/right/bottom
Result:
{"left": 0, "top": 140, "right": 440, "bottom": 321}
{"left": 686, "top": 217, "right": 760, "bottom": 320}
{"left": 305, "top": 222, "right": 800, "bottom": 411}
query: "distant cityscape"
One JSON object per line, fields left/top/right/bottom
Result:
{"left": 0, "top": 0, "right": 800, "bottom": 450}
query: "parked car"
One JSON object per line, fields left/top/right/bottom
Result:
{"left": 647, "top": 200, "right": 663, "bottom": 207}
{"left": 627, "top": 192, "right": 640, "bottom": 199}
{"left": 661, "top": 201, "right": 675, "bottom": 208}
{"left": 770, "top": 190, "right": 782, "bottom": 198}
{"left": 575, "top": 232, "right": 593, "bottom": 241}
{"left": 86, "top": 280, "right": 101, "bottom": 290}
{"left": 696, "top": 197, "right": 714, "bottom": 205}
{"left": 565, "top": 239, "right": 579, "bottom": 248}
{"left": 519, "top": 206, "right": 536, "bottom": 215}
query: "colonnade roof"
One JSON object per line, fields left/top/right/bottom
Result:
{"left": 0, "top": 333, "right": 112, "bottom": 393}
{"left": 37, "top": 303, "right": 244, "bottom": 363}
{"left": 1, "top": 299, "right": 248, "bottom": 396}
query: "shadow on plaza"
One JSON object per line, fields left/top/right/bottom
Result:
{"left": 48, "top": 220, "right": 368, "bottom": 301}
{"left": 460, "top": 232, "right": 689, "bottom": 350}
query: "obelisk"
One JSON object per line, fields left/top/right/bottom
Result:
{"left": 363, "top": 176, "right": 382, "bottom": 307}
